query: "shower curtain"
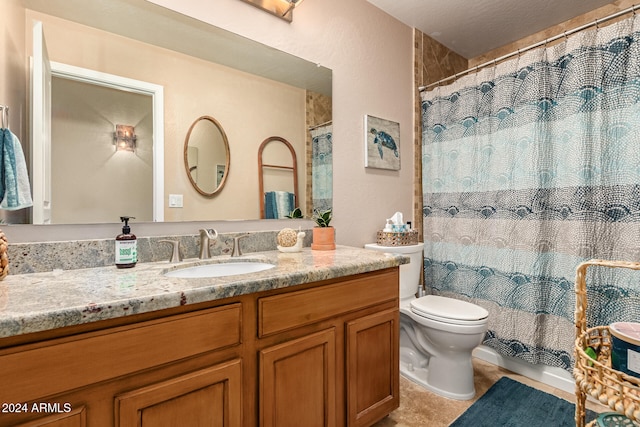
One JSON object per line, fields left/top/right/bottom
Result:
{"left": 310, "top": 123, "right": 333, "bottom": 212}
{"left": 421, "top": 15, "right": 640, "bottom": 371}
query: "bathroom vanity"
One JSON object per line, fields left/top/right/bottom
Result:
{"left": 0, "top": 246, "right": 405, "bottom": 427}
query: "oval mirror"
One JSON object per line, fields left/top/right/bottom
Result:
{"left": 184, "top": 116, "right": 230, "bottom": 197}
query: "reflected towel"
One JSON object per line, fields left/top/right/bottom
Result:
{"left": 265, "top": 191, "right": 294, "bottom": 219}
{"left": 0, "top": 129, "right": 33, "bottom": 210}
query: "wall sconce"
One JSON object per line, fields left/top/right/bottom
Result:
{"left": 114, "top": 124, "right": 137, "bottom": 152}
{"left": 239, "top": 0, "right": 304, "bottom": 22}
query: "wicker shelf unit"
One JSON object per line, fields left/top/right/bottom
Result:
{"left": 574, "top": 259, "right": 640, "bottom": 427}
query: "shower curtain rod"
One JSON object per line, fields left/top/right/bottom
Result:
{"left": 419, "top": 3, "right": 640, "bottom": 92}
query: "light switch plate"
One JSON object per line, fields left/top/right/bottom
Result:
{"left": 168, "top": 194, "right": 183, "bottom": 208}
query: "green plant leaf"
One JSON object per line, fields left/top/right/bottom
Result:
{"left": 312, "top": 208, "right": 332, "bottom": 227}
{"left": 285, "top": 207, "right": 303, "bottom": 219}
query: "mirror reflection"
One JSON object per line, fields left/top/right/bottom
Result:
{"left": 52, "top": 77, "right": 154, "bottom": 224}
{"left": 259, "top": 137, "right": 299, "bottom": 219}
{"left": 18, "top": 0, "right": 332, "bottom": 224}
{"left": 184, "top": 116, "right": 230, "bottom": 197}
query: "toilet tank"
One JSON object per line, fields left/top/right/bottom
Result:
{"left": 364, "top": 243, "right": 424, "bottom": 299}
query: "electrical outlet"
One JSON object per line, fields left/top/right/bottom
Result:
{"left": 168, "top": 194, "right": 183, "bottom": 208}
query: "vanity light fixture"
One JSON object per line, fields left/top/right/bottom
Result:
{"left": 239, "top": 0, "right": 304, "bottom": 22}
{"left": 282, "top": 0, "right": 304, "bottom": 17}
{"left": 114, "top": 124, "right": 137, "bottom": 152}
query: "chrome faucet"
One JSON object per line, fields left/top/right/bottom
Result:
{"left": 199, "top": 229, "right": 218, "bottom": 259}
{"left": 231, "top": 234, "right": 250, "bottom": 257}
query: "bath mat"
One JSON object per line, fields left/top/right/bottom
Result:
{"left": 449, "top": 377, "right": 598, "bottom": 427}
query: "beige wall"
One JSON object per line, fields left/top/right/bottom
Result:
{"left": 149, "top": 0, "right": 416, "bottom": 247}
{"left": 27, "top": 9, "right": 307, "bottom": 222}
{"left": 0, "top": 0, "right": 26, "bottom": 138}
{"left": 0, "top": 0, "right": 28, "bottom": 224}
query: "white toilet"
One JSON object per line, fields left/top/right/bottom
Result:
{"left": 365, "top": 242, "right": 489, "bottom": 400}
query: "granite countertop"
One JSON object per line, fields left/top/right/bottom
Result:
{"left": 0, "top": 246, "right": 408, "bottom": 339}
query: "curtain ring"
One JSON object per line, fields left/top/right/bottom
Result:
{"left": 633, "top": 5, "right": 637, "bottom": 16}
{"left": 564, "top": 31, "right": 569, "bottom": 41}
{"left": 595, "top": 18, "right": 600, "bottom": 30}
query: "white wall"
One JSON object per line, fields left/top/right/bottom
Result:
{"left": 148, "top": 0, "right": 415, "bottom": 247}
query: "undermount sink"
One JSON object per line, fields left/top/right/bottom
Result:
{"left": 164, "top": 261, "right": 275, "bottom": 278}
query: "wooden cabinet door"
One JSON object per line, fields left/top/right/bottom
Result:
{"left": 14, "top": 407, "right": 86, "bottom": 427}
{"left": 259, "top": 328, "right": 336, "bottom": 427}
{"left": 346, "top": 308, "right": 399, "bottom": 427}
{"left": 115, "top": 359, "right": 242, "bottom": 427}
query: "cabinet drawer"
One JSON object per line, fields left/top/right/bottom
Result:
{"left": 0, "top": 303, "right": 241, "bottom": 403}
{"left": 259, "top": 269, "right": 398, "bottom": 337}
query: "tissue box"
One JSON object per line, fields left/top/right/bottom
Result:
{"left": 376, "top": 230, "right": 419, "bottom": 246}
{"left": 610, "top": 322, "right": 640, "bottom": 379}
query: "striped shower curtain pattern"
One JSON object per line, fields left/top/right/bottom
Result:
{"left": 311, "top": 123, "right": 333, "bottom": 213}
{"left": 421, "top": 15, "right": 640, "bottom": 371}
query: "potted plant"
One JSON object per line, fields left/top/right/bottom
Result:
{"left": 285, "top": 207, "right": 304, "bottom": 219}
{"left": 311, "top": 208, "right": 335, "bottom": 250}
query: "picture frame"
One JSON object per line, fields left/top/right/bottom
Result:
{"left": 364, "top": 115, "right": 400, "bottom": 170}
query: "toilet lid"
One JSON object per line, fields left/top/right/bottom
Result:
{"left": 410, "top": 295, "right": 488, "bottom": 323}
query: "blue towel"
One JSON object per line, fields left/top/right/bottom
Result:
{"left": 265, "top": 192, "right": 276, "bottom": 219}
{"left": 264, "top": 191, "right": 294, "bottom": 219}
{"left": 0, "top": 129, "right": 33, "bottom": 210}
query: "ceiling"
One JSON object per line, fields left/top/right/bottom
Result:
{"left": 367, "top": 0, "right": 618, "bottom": 59}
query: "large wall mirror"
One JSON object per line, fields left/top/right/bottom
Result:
{"left": 18, "top": 0, "right": 332, "bottom": 224}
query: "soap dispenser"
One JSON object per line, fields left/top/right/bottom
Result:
{"left": 115, "top": 216, "right": 137, "bottom": 269}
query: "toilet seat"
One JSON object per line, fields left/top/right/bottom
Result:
{"left": 410, "top": 295, "right": 488, "bottom": 326}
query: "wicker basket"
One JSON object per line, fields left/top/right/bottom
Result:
{"left": 0, "top": 229, "right": 8, "bottom": 280}
{"left": 376, "top": 230, "right": 419, "bottom": 246}
{"left": 574, "top": 260, "right": 640, "bottom": 427}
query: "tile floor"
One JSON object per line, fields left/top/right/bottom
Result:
{"left": 373, "top": 358, "right": 608, "bottom": 426}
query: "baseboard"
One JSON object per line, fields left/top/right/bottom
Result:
{"left": 473, "top": 345, "right": 575, "bottom": 394}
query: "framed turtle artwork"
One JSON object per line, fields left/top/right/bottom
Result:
{"left": 364, "top": 115, "right": 400, "bottom": 170}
